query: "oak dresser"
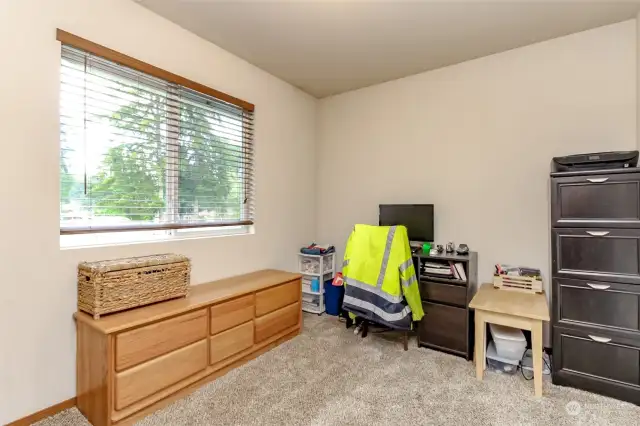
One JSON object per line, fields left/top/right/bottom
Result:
{"left": 74, "top": 269, "right": 302, "bottom": 425}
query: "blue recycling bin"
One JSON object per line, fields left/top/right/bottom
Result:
{"left": 324, "top": 279, "right": 344, "bottom": 316}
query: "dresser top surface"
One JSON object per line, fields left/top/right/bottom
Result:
{"left": 469, "top": 283, "right": 550, "bottom": 321}
{"left": 75, "top": 269, "right": 301, "bottom": 334}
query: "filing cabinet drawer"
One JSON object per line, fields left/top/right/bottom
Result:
{"left": 553, "top": 326, "right": 640, "bottom": 403}
{"left": 551, "top": 173, "right": 640, "bottom": 228}
{"left": 553, "top": 278, "right": 640, "bottom": 333}
{"left": 552, "top": 228, "right": 640, "bottom": 284}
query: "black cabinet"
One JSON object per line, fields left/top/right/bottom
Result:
{"left": 414, "top": 251, "right": 477, "bottom": 360}
{"left": 551, "top": 168, "right": 640, "bottom": 405}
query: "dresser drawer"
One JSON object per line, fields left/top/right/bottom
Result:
{"left": 254, "top": 302, "right": 299, "bottom": 343}
{"left": 420, "top": 281, "right": 467, "bottom": 307}
{"left": 115, "top": 339, "right": 208, "bottom": 410}
{"left": 552, "top": 228, "right": 640, "bottom": 284}
{"left": 210, "top": 321, "right": 254, "bottom": 366}
{"left": 255, "top": 280, "right": 299, "bottom": 317}
{"left": 210, "top": 294, "right": 254, "bottom": 335}
{"left": 418, "top": 302, "right": 467, "bottom": 354}
{"left": 553, "top": 278, "right": 640, "bottom": 333}
{"left": 553, "top": 326, "right": 640, "bottom": 402}
{"left": 115, "top": 309, "right": 207, "bottom": 371}
{"left": 551, "top": 173, "right": 640, "bottom": 228}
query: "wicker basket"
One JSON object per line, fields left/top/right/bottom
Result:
{"left": 78, "top": 254, "right": 190, "bottom": 319}
{"left": 493, "top": 274, "right": 543, "bottom": 294}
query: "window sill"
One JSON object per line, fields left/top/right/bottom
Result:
{"left": 60, "top": 226, "right": 254, "bottom": 250}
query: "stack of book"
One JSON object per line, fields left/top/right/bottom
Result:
{"left": 422, "top": 262, "right": 453, "bottom": 277}
{"left": 421, "top": 261, "right": 467, "bottom": 281}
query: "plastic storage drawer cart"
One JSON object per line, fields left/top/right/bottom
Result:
{"left": 77, "top": 253, "right": 190, "bottom": 319}
{"left": 298, "top": 252, "right": 335, "bottom": 314}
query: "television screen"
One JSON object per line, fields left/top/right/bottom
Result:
{"left": 379, "top": 204, "right": 434, "bottom": 242}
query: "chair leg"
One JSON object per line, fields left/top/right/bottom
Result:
{"left": 362, "top": 320, "right": 369, "bottom": 338}
{"left": 403, "top": 331, "right": 408, "bottom": 351}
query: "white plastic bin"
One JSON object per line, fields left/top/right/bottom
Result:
{"left": 486, "top": 341, "right": 519, "bottom": 375}
{"left": 489, "top": 323, "right": 526, "bottom": 360}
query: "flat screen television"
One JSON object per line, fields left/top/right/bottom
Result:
{"left": 379, "top": 204, "right": 434, "bottom": 242}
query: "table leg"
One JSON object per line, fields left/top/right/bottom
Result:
{"left": 532, "top": 320, "right": 543, "bottom": 397}
{"left": 475, "top": 311, "right": 485, "bottom": 380}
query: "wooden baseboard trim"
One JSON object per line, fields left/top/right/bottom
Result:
{"left": 6, "top": 397, "right": 76, "bottom": 426}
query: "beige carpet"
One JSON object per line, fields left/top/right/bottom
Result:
{"left": 38, "top": 314, "right": 640, "bottom": 425}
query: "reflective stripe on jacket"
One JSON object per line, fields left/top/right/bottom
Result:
{"left": 342, "top": 224, "right": 424, "bottom": 329}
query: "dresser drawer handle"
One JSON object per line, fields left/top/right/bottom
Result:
{"left": 585, "top": 231, "right": 609, "bottom": 237}
{"left": 586, "top": 283, "right": 611, "bottom": 290}
{"left": 587, "top": 178, "right": 609, "bottom": 183}
{"left": 588, "top": 335, "right": 612, "bottom": 343}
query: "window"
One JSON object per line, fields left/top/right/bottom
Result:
{"left": 58, "top": 31, "right": 254, "bottom": 240}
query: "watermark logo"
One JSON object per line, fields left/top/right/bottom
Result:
{"left": 565, "top": 401, "right": 581, "bottom": 416}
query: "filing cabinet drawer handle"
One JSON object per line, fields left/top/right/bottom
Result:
{"left": 588, "top": 335, "right": 612, "bottom": 343}
{"left": 586, "top": 283, "right": 611, "bottom": 290}
{"left": 585, "top": 231, "right": 609, "bottom": 237}
{"left": 586, "top": 178, "right": 609, "bottom": 183}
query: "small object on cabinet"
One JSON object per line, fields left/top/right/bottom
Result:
{"left": 446, "top": 241, "right": 455, "bottom": 253}
{"left": 436, "top": 244, "right": 444, "bottom": 253}
{"left": 456, "top": 244, "right": 470, "bottom": 255}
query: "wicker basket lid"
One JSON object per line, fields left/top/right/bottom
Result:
{"left": 78, "top": 253, "right": 190, "bottom": 273}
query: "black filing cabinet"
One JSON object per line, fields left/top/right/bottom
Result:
{"left": 413, "top": 252, "right": 477, "bottom": 360}
{"left": 551, "top": 168, "right": 640, "bottom": 405}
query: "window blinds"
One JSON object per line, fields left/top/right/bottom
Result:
{"left": 59, "top": 43, "right": 254, "bottom": 234}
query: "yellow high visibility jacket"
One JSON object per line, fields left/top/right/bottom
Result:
{"left": 342, "top": 224, "right": 424, "bottom": 329}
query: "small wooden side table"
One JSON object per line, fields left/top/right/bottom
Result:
{"left": 469, "top": 284, "right": 550, "bottom": 397}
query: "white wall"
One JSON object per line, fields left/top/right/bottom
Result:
{"left": 0, "top": 0, "right": 316, "bottom": 423}
{"left": 316, "top": 22, "right": 636, "bottom": 318}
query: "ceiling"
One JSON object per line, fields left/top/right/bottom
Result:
{"left": 137, "top": 0, "right": 640, "bottom": 98}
